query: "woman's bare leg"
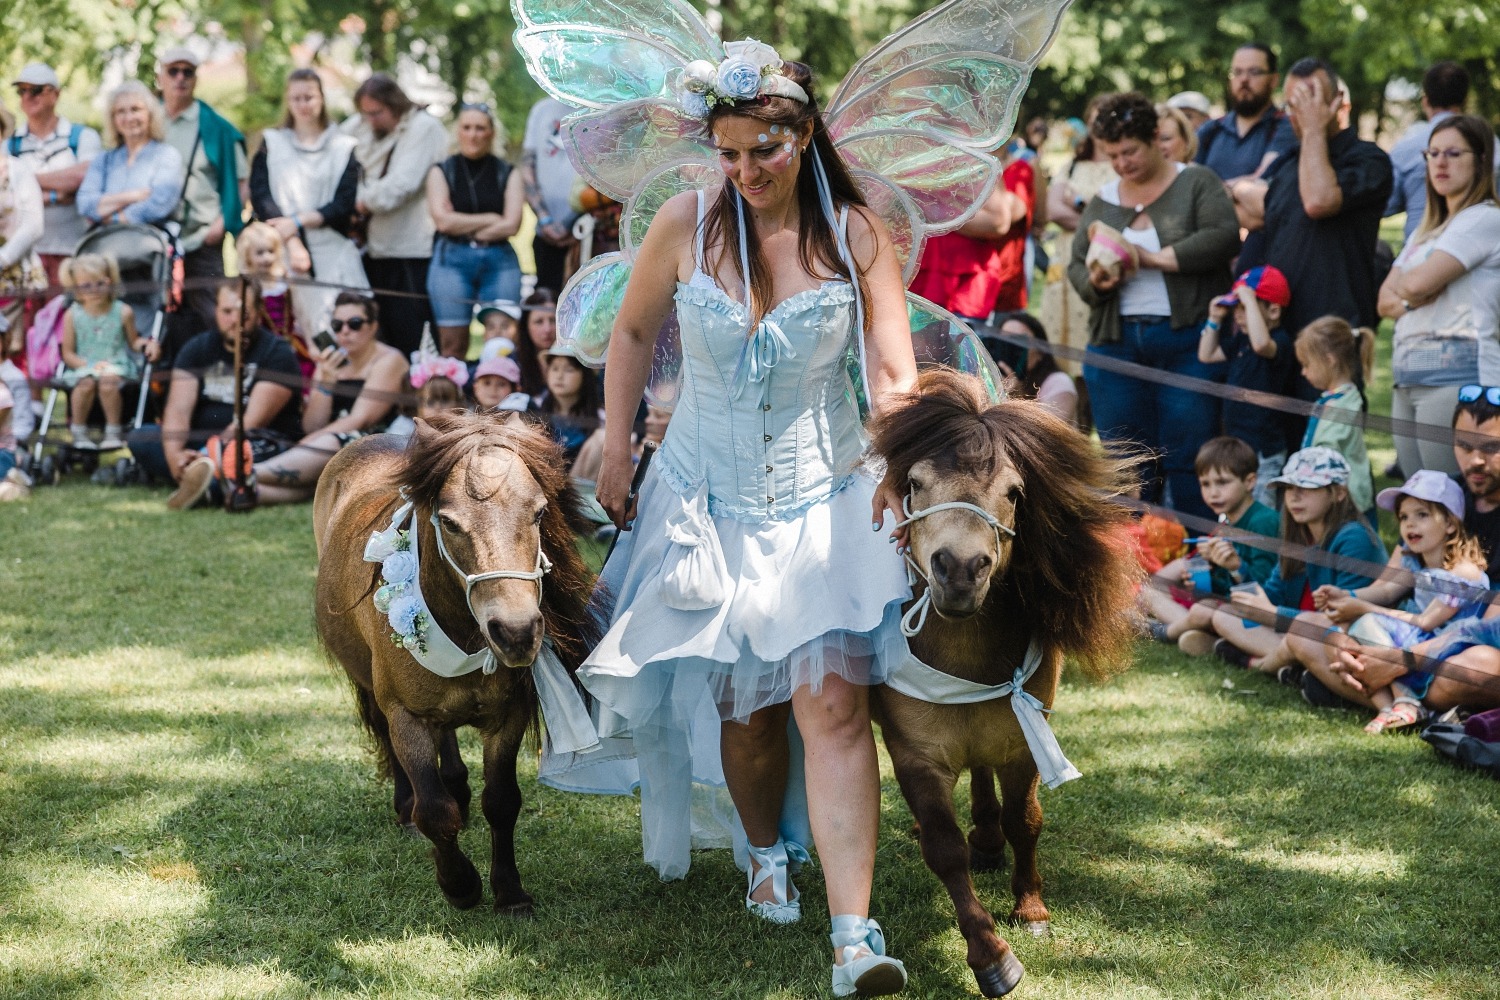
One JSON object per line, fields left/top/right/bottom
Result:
{"left": 721, "top": 702, "right": 792, "bottom": 904}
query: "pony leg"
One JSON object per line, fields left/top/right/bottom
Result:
{"left": 437, "top": 728, "right": 471, "bottom": 826}
{"left": 387, "top": 704, "right": 482, "bottom": 909}
{"left": 354, "top": 685, "right": 417, "bottom": 831}
{"left": 968, "top": 767, "right": 1007, "bottom": 872}
{"left": 893, "top": 758, "right": 1023, "bottom": 998}
{"left": 998, "top": 761, "right": 1050, "bottom": 933}
{"left": 481, "top": 709, "right": 534, "bottom": 916}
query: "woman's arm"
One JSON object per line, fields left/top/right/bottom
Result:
{"left": 596, "top": 192, "right": 695, "bottom": 527}
{"left": 248, "top": 145, "right": 283, "bottom": 222}
{"left": 1065, "top": 200, "right": 1113, "bottom": 304}
{"left": 425, "top": 165, "right": 504, "bottom": 238}
{"left": 1153, "top": 170, "right": 1240, "bottom": 274}
{"left": 1383, "top": 249, "right": 1466, "bottom": 309}
{"left": 123, "top": 144, "right": 185, "bottom": 225}
{"left": 0, "top": 161, "right": 43, "bottom": 268}
{"left": 1046, "top": 171, "right": 1084, "bottom": 232}
{"left": 849, "top": 206, "right": 917, "bottom": 409}
{"left": 313, "top": 154, "right": 360, "bottom": 234}
{"left": 306, "top": 350, "right": 407, "bottom": 439}
{"left": 471, "top": 168, "right": 526, "bottom": 243}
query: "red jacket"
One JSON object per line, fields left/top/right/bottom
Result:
{"left": 909, "top": 158, "right": 1034, "bottom": 318}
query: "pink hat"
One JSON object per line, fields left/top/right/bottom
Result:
{"left": 474, "top": 356, "right": 521, "bottom": 384}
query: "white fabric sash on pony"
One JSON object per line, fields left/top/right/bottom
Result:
{"left": 362, "top": 501, "right": 600, "bottom": 755}
{"left": 882, "top": 639, "right": 1081, "bottom": 789}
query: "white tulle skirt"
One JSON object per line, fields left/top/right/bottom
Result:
{"left": 539, "top": 464, "right": 911, "bottom": 880}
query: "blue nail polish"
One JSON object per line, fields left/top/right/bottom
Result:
{"left": 888, "top": 536, "right": 896, "bottom": 544}
{"left": 872, "top": 521, "right": 880, "bottom": 531}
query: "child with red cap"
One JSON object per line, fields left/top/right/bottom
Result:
{"left": 1198, "top": 264, "right": 1298, "bottom": 502}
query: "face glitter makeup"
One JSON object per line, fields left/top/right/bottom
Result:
{"left": 758, "top": 133, "right": 768, "bottom": 142}
{"left": 784, "top": 141, "right": 793, "bottom": 153}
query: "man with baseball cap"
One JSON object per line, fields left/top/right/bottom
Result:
{"left": 1198, "top": 264, "right": 1298, "bottom": 494}
{"left": 156, "top": 44, "right": 248, "bottom": 356}
{"left": 8, "top": 62, "right": 103, "bottom": 289}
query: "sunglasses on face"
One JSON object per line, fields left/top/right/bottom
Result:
{"left": 165, "top": 65, "right": 196, "bottom": 79}
{"left": 329, "top": 317, "right": 367, "bottom": 332}
{"left": 13, "top": 84, "right": 50, "bottom": 98}
{"left": 1459, "top": 384, "right": 1500, "bottom": 406}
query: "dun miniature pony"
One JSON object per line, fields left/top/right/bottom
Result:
{"left": 869, "top": 369, "right": 1141, "bottom": 997}
{"left": 313, "top": 411, "right": 598, "bottom": 913}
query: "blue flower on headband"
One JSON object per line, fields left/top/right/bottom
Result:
{"left": 716, "top": 58, "right": 763, "bottom": 101}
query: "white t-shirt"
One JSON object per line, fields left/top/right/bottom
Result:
{"left": 1392, "top": 200, "right": 1500, "bottom": 386}
{"left": 1099, "top": 165, "right": 1185, "bottom": 320}
{"left": 522, "top": 98, "right": 580, "bottom": 227}
{"left": 1035, "top": 370, "right": 1078, "bottom": 423}
{"left": 7, "top": 116, "right": 102, "bottom": 256}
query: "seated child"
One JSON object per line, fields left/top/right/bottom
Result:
{"left": 536, "top": 345, "right": 601, "bottom": 471}
{"left": 1144, "top": 436, "right": 1279, "bottom": 642}
{"left": 58, "top": 253, "right": 157, "bottom": 449}
{"left": 475, "top": 300, "right": 521, "bottom": 360}
{"left": 1180, "top": 446, "right": 1386, "bottom": 668}
{"left": 471, "top": 356, "right": 522, "bottom": 412}
{"left": 1305, "top": 471, "right": 1489, "bottom": 733}
{"left": 1197, "top": 266, "right": 1296, "bottom": 498}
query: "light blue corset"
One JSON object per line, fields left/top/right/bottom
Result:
{"left": 656, "top": 277, "right": 866, "bottom": 523}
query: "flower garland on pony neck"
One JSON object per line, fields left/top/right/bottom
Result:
{"left": 677, "top": 39, "right": 808, "bottom": 118}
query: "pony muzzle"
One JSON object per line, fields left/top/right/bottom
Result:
{"left": 485, "top": 607, "right": 544, "bottom": 668}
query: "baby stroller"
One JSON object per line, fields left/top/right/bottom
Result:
{"left": 26, "top": 224, "right": 175, "bottom": 485}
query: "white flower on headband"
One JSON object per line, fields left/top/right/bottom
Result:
{"left": 675, "top": 38, "right": 808, "bottom": 117}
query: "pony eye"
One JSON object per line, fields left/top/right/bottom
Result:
{"left": 533, "top": 507, "right": 546, "bottom": 525}
{"left": 439, "top": 513, "right": 461, "bottom": 533}
{"left": 1006, "top": 486, "right": 1022, "bottom": 503}
{"left": 908, "top": 477, "right": 924, "bottom": 492}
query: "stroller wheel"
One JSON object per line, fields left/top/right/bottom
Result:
{"left": 91, "top": 465, "right": 117, "bottom": 486}
{"left": 114, "top": 457, "right": 136, "bottom": 486}
{"left": 81, "top": 451, "right": 100, "bottom": 474}
{"left": 39, "top": 455, "right": 59, "bottom": 486}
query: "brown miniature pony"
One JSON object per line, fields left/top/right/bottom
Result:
{"left": 312, "top": 411, "right": 598, "bottom": 913}
{"left": 869, "top": 369, "right": 1141, "bottom": 997}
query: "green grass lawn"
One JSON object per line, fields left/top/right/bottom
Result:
{"left": 2, "top": 481, "right": 1498, "bottom": 999}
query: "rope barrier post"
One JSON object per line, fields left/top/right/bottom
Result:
{"left": 226, "top": 276, "right": 258, "bottom": 513}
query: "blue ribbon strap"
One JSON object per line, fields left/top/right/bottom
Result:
{"left": 731, "top": 317, "right": 796, "bottom": 399}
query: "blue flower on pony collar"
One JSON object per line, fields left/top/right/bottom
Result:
{"left": 382, "top": 550, "right": 418, "bottom": 586}
{"left": 388, "top": 594, "right": 422, "bottom": 638}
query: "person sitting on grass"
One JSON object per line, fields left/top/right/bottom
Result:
{"left": 1179, "top": 446, "right": 1385, "bottom": 668}
{"left": 1197, "top": 265, "right": 1296, "bottom": 500}
{"left": 1144, "top": 436, "right": 1280, "bottom": 643}
{"left": 470, "top": 356, "right": 521, "bottom": 411}
{"left": 246, "top": 292, "right": 408, "bottom": 506}
{"left": 536, "top": 343, "right": 600, "bottom": 471}
{"left": 1265, "top": 470, "right": 1489, "bottom": 733}
{"left": 1331, "top": 608, "right": 1500, "bottom": 717}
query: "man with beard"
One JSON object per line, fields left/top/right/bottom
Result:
{"left": 1196, "top": 44, "right": 1294, "bottom": 184}
{"left": 1452, "top": 389, "right": 1500, "bottom": 580}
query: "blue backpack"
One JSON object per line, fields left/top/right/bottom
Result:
{"left": 7, "top": 123, "right": 85, "bottom": 159}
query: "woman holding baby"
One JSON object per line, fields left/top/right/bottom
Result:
{"left": 1067, "top": 91, "right": 1240, "bottom": 520}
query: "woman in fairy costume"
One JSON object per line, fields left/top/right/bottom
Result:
{"left": 513, "top": 0, "right": 1070, "bottom": 993}
{"left": 588, "top": 48, "right": 914, "bottom": 996}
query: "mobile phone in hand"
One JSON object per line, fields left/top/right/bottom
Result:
{"left": 313, "top": 330, "right": 338, "bottom": 353}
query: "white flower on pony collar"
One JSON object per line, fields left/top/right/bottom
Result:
{"left": 676, "top": 38, "right": 808, "bottom": 117}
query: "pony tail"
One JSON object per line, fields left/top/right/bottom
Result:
{"left": 1354, "top": 326, "right": 1376, "bottom": 386}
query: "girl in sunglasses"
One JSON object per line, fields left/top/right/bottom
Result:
{"left": 248, "top": 291, "right": 408, "bottom": 505}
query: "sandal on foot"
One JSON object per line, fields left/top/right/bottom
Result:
{"left": 745, "top": 839, "right": 800, "bottom": 925}
{"left": 1364, "top": 696, "right": 1428, "bottom": 735}
{"left": 831, "top": 915, "right": 907, "bottom": 998}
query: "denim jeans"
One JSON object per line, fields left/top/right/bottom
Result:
{"left": 1083, "top": 316, "right": 1224, "bottom": 521}
{"left": 427, "top": 238, "right": 523, "bottom": 326}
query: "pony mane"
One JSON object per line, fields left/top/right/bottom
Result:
{"left": 400, "top": 411, "right": 602, "bottom": 670}
{"left": 870, "top": 368, "right": 1145, "bottom": 678}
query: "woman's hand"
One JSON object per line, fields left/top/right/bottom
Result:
{"left": 1230, "top": 589, "right": 1275, "bottom": 614}
{"left": 267, "top": 217, "right": 299, "bottom": 241}
{"left": 596, "top": 447, "right": 637, "bottom": 530}
{"left": 1088, "top": 264, "right": 1121, "bottom": 293}
{"left": 1201, "top": 537, "right": 1240, "bottom": 571}
{"left": 287, "top": 239, "right": 313, "bottom": 275}
{"left": 313, "top": 344, "right": 346, "bottom": 387}
{"left": 872, "top": 478, "right": 907, "bottom": 552}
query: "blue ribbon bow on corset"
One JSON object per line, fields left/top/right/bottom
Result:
{"left": 732, "top": 316, "right": 796, "bottom": 400}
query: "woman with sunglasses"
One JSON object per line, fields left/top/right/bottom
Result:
{"left": 250, "top": 292, "right": 408, "bottom": 505}
{"left": 250, "top": 69, "right": 369, "bottom": 343}
{"left": 425, "top": 104, "right": 525, "bottom": 359}
{"left": 1380, "top": 114, "right": 1500, "bottom": 477}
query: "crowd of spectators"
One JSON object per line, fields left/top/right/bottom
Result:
{"left": 0, "top": 41, "right": 1498, "bottom": 725}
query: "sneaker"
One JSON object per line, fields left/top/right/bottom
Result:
{"left": 1147, "top": 620, "right": 1172, "bottom": 643}
{"left": 1177, "top": 630, "right": 1217, "bottom": 657}
{"left": 1301, "top": 672, "right": 1363, "bottom": 711}
{"left": 1212, "top": 638, "right": 1255, "bottom": 670}
{"left": 70, "top": 426, "right": 95, "bottom": 449}
{"left": 167, "top": 456, "right": 215, "bottom": 510}
{"left": 99, "top": 426, "right": 126, "bottom": 450}
{"left": 1275, "top": 664, "right": 1306, "bottom": 688}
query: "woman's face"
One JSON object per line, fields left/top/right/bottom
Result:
{"left": 545, "top": 356, "right": 584, "bottom": 399}
{"left": 1099, "top": 136, "right": 1161, "bottom": 184}
{"left": 713, "top": 114, "right": 809, "bottom": 212}
{"left": 527, "top": 308, "right": 557, "bottom": 351}
{"left": 457, "top": 110, "right": 494, "bottom": 158}
{"left": 1427, "top": 125, "right": 1478, "bottom": 201}
{"left": 330, "top": 304, "right": 377, "bottom": 353}
{"left": 285, "top": 79, "right": 323, "bottom": 125}
{"left": 1156, "top": 119, "right": 1191, "bottom": 164}
{"left": 113, "top": 96, "right": 150, "bottom": 143}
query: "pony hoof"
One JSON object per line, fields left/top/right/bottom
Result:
{"left": 400, "top": 822, "right": 427, "bottom": 840}
{"left": 494, "top": 898, "right": 535, "bottom": 918}
{"left": 443, "top": 881, "right": 484, "bottom": 910}
{"left": 974, "top": 951, "right": 1024, "bottom": 998}
{"left": 1023, "top": 920, "right": 1051, "bottom": 938}
{"left": 969, "top": 845, "right": 1007, "bottom": 873}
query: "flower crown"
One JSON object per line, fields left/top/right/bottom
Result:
{"left": 677, "top": 39, "right": 809, "bottom": 118}
{"left": 409, "top": 355, "right": 469, "bottom": 389}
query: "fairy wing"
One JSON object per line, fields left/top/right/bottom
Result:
{"left": 824, "top": 0, "right": 1073, "bottom": 283}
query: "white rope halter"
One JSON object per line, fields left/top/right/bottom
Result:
{"left": 429, "top": 509, "right": 554, "bottom": 624}
{"left": 893, "top": 490, "right": 1016, "bottom": 637}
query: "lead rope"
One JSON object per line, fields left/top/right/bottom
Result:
{"left": 894, "top": 492, "right": 1016, "bottom": 638}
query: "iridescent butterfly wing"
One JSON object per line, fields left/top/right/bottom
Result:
{"left": 825, "top": 0, "right": 1074, "bottom": 398}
